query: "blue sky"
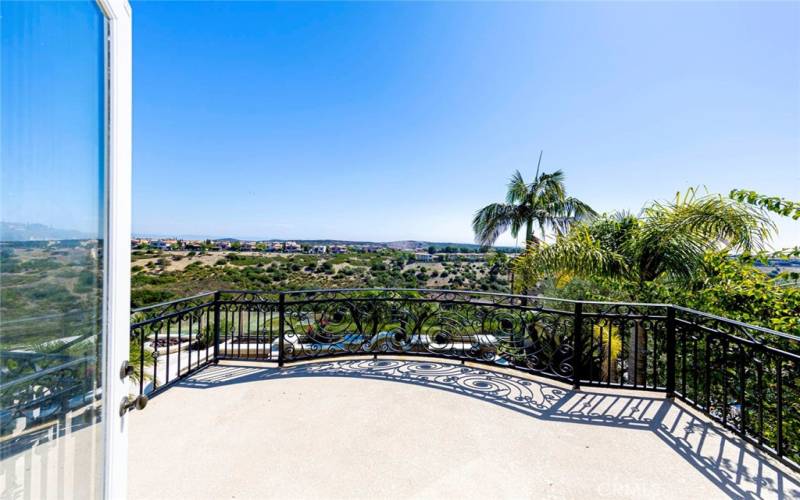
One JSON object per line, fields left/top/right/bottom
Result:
{"left": 131, "top": 1, "right": 794, "bottom": 248}
{"left": 2, "top": 0, "right": 105, "bottom": 238}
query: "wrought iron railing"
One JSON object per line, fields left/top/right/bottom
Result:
{"left": 130, "top": 288, "right": 800, "bottom": 470}
{"left": 1, "top": 311, "right": 103, "bottom": 458}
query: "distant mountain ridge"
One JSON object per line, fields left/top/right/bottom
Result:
{"left": 0, "top": 222, "right": 94, "bottom": 241}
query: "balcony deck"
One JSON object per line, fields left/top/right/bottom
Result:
{"left": 128, "top": 357, "right": 799, "bottom": 499}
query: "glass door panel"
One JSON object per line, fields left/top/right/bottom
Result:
{"left": 0, "top": 1, "right": 107, "bottom": 498}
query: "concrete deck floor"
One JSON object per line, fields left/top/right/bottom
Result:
{"left": 129, "top": 358, "right": 799, "bottom": 500}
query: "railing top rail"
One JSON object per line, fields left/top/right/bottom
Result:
{"left": 220, "top": 287, "right": 671, "bottom": 307}
{"left": 672, "top": 305, "right": 800, "bottom": 343}
{"left": 0, "top": 355, "right": 95, "bottom": 388}
{"left": 137, "top": 288, "right": 797, "bottom": 345}
{"left": 130, "top": 300, "right": 215, "bottom": 328}
{"left": 0, "top": 309, "right": 91, "bottom": 326}
{"left": 131, "top": 290, "right": 217, "bottom": 314}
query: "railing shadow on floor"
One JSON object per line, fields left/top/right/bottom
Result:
{"left": 176, "top": 358, "right": 799, "bottom": 499}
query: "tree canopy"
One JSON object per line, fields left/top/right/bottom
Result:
{"left": 514, "top": 190, "right": 774, "bottom": 297}
{"left": 473, "top": 153, "right": 595, "bottom": 249}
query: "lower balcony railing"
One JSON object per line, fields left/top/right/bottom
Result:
{"left": 129, "top": 288, "right": 800, "bottom": 471}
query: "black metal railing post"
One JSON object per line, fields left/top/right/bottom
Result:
{"left": 666, "top": 306, "right": 676, "bottom": 398}
{"left": 213, "top": 291, "right": 221, "bottom": 363}
{"left": 278, "top": 292, "right": 285, "bottom": 367}
{"left": 777, "top": 358, "right": 784, "bottom": 457}
{"left": 572, "top": 301, "right": 583, "bottom": 390}
{"left": 139, "top": 329, "right": 145, "bottom": 395}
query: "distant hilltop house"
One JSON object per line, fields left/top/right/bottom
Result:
{"left": 329, "top": 244, "right": 347, "bottom": 254}
{"left": 442, "top": 253, "right": 485, "bottom": 262}
{"left": 414, "top": 253, "right": 433, "bottom": 262}
{"left": 151, "top": 239, "right": 175, "bottom": 250}
{"left": 184, "top": 240, "right": 203, "bottom": 251}
{"left": 309, "top": 245, "right": 327, "bottom": 254}
{"left": 283, "top": 241, "right": 301, "bottom": 252}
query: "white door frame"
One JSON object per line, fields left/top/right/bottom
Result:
{"left": 95, "top": 0, "right": 132, "bottom": 498}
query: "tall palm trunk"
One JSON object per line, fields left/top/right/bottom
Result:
{"left": 525, "top": 220, "right": 534, "bottom": 249}
{"left": 628, "top": 282, "right": 650, "bottom": 386}
{"left": 519, "top": 221, "right": 535, "bottom": 295}
{"left": 628, "top": 321, "right": 647, "bottom": 385}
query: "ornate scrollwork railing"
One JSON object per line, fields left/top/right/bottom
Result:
{"left": 130, "top": 288, "right": 799, "bottom": 471}
{"left": 130, "top": 292, "right": 217, "bottom": 396}
{"left": 1, "top": 308, "right": 102, "bottom": 458}
{"left": 278, "top": 289, "right": 577, "bottom": 383}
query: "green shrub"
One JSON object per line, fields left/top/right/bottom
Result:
{"left": 131, "top": 288, "right": 177, "bottom": 308}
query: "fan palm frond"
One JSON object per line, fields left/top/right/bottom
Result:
{"left": 506, "top": 170, "right": 529, "bottom": 204}
{"left": 514, "top": 225, "right": 626, "bottom": 282}
{"left": 472, "top": 203, "right": 518, "bottom": 248}
{"left": 647, "top": 194, "right": 774, "bottom": 253}
{"left": 473, "top": 160, "right": 594, "bottom": 249}
{"left": 514, "top": 190, "right": 774, "bottom": 294}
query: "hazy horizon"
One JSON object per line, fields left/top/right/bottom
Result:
{"left": 130, "top": 231, "right": 513, "bottom": 247}
{"left": 0, "top": 220, "right": 513, "bottom": 246}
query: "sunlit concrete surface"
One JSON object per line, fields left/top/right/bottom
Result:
{"left": 129, "top": 358, "right": 800, "bottom": 500}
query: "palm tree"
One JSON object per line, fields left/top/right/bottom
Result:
{"left": 515, "top": 190, "right": 773, "bottom": 290}
{"left": 514, "top": 188, "right": 774, "bottom": 383}
{"left": 472, "top": 152, "right": 596, "bottom": 250}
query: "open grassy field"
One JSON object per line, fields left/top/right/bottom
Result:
{"left": 0, "top": 241, "right": 102, "bottom": 348}
{"left": 131, "top": 249, "right": 511, "bottom": 308}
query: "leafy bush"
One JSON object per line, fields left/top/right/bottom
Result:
{"left": 131, "top": 288, "right": 177, "bottom": 308}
